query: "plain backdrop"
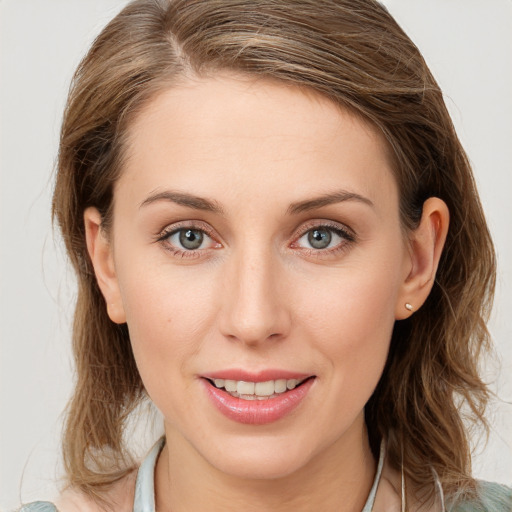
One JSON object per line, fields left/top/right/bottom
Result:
{"left": 1, "top": 0, "right": 511, "bottom": 509}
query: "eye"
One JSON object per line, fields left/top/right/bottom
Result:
{"left": 306, "top": 227, "right": 335, "bottom": 249}
{"left": 293, "top": 224, "right": 355, "bottom": 251}
{"left": 156, "top": 223, "right": 221, "bottom": 257}
{"left": 166, "top": 228, "right": 213, "bottom": 251}
{"left": 172, "top": 228, "right": 205, "bottom": 250}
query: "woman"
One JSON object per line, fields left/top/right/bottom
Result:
{"left": 20, "top": 0, "right": 511, "bottom": 510}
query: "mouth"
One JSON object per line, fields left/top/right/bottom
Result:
{"left": 204, "top": 376, "right": 314, "bottom": 401}
{"left": 201, "top": 372, "right": 316, "bottom": 425}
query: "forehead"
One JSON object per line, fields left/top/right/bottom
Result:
{"left": 119, "top": 74, "right": 398, "bottom": 213}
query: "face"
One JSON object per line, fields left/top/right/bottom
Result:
{"left": 93, "top": 74, "right": 415, "bottom": 480}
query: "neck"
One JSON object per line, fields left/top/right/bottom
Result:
{"left": 155, "top": 416, "right": 377, "bottom": 512}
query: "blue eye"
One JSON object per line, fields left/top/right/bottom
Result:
{"left": 296, "top": 226, "right": 351, "bottom": 250}
{"left": 167, "top": 228, "right": 210, "bottom": 250}
{"left": 156, "top": 222, "right": 222, "bottom": 259}
{"left": 307, "top": 227, "right": 333, "bottom": 249}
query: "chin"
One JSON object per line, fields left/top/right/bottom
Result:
{"left": 206, "top": 443, "right": 315, "bottom": 480}
{"left": 185, "top": 423, "right": 339, "bottom": 482}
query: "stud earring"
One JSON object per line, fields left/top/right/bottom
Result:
{"left": 405, "top": 303, "right": 413, "bottom": 311}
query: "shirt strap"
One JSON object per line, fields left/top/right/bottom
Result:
{"left": 133, "top": 437, "right": 165, "bottom": 512}
{"left": 362, "top": 440, "right": 386, "bottom": 512}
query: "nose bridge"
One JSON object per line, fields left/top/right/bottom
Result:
{"left": 219, "top": 242, "right": 290, "bottom": 345}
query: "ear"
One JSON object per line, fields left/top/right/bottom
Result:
{"left": 84, "top": 207, "right": 126, "bottom": 324}
{"left": 395, "top": 197, "right": 449, "bottom": 320}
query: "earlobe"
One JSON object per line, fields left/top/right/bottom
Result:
{"left": 395, "top": 197, "right": 449, "bottom": 320}
{"left": 84, "top": 207, "right": 126, "bottom": 324}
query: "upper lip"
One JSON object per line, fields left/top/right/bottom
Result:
{"left": 201, "top": 369, "right": 314, "bottom": 383}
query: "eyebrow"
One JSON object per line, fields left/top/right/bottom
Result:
{"left": 287, "top": 190, "right": 374, "bottom": 215}
{"left": 139, "top": 188, "right": 373, "bottom": 215}
{"left": 139, "top": 190, "right": 224, "bottom": 214}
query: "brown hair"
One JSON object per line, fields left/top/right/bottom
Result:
{"left": 53, "top": 0, "right": 496, "bottom": 504}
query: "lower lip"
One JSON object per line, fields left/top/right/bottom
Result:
{"left": 203, "top": 378, "right": 315, "bottom": 425}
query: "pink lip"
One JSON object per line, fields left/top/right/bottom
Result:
{"left": 202, "top": 376, "right": 315, "bottom": 425}
{"left": 202, "top": 369, "right": 311, "bottom": 382}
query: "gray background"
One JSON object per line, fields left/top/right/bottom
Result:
{"left": 1, "top": 0, "right": 511, "bottom": 509}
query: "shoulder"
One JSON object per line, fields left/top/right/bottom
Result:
{"left": 17, "top": 495, "right": 96, "bottom": 512}
{"left": 19, "top": 470, "right": 137, "bottom": 512}
{"left": 18, "top": 503, "right": 58, "bottom": 512}
{"left": 474, "top": 481, "right": 512, "bottom": 511}
{"left": 449, "top": 481, "right": 512, "bottom": 512}
{"left": 58, "top": 471, "right": 137, "bottom": 512}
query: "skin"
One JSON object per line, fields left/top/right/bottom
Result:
{"left": 85, "top": 74, "right": 449, "bottom": 512}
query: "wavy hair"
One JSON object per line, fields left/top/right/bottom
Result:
{"left": 53, "top": 0, "right": 496, "bottom": 503}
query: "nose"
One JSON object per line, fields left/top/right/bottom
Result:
{"left": 218, "top": 247, "right": 291, "bottom": 346}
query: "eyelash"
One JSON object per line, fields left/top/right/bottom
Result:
{"left": 155, "top": 221, "right": 220, "bottom": 259}
{"left": 155, "top": 220, "right": 356, "bottom": 259}
{"left": 291, "top": 221, "right": 356, "bottom": 258}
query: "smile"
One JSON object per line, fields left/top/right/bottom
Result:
{"left": 202, "top": 372, "right": 316, "bottom": 424}
{"left": 209, "top": 377, "right": 307, "bottom": 400}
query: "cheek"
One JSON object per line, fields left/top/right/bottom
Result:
{"left": 302, "top": 257, "right": 401, "bottom": 343}
{"left": 116, "top": 263, "right": 219, "bottom": 387}
{"left": 297, "top": 252, "right": 403, "bottom": 395}
{"left": 308, "top": 296, "right": 393, "bottom": 435}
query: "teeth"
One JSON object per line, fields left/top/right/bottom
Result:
{"left": 255, "top": 381, "right": 275, "bottom": 396}
{"left": 286, "top": 379, "right": 298, "bottom": 390}
{"left": 225, "top": 380, "right": 237, "bottom": 392}
{"left": 274, "top": 379, "right": 287, "bottom": 393}
{"left": 212, "top": 378, "right": 306, "bottom": 398}
{"left": 237, "top": 381, "right": 255, "bottom": 395}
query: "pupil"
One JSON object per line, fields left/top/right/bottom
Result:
{"left": 308, "top": 228, "right": 331, "bottom": 249}
{"left": 179, "top": 229, "right": 203, "bottom": 250}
